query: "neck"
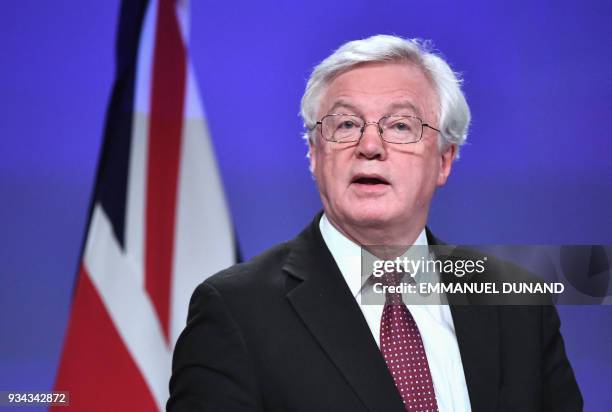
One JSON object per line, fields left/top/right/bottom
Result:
{"left": 325, "top": 213, "right": 426, "bottom": 247}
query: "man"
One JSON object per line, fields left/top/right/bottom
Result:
{"left": 168, "top": 35, "right": 582, "bottom": 411}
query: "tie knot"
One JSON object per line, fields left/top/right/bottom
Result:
{"left": 380, "top": 270, "right": 402, "bottom": 288}
{"left": 380, "top": 271, "right": 403, "bottom": 305}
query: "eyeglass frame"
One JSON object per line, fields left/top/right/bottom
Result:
{"left": 310, "top": 113, "right": 442, "bottom": 144}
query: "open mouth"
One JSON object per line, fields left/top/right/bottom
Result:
{"left": 351, "top": 175, "right": 390, "bottom": 186}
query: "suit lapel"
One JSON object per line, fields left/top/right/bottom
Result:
{"left": 450, "top": 305, "right": 500, "bottom": 412}
{"left": 429, "top": 230, "right": 501, "bottom": 412}
{"left": 283, "top": 216, "right": 406, "bottom": 412}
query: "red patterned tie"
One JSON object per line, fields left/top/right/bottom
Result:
{"left": 380, "top": 272, "right": 439, "bottom": 412}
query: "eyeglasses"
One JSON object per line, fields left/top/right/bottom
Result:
{"left": 311, "top": 113, "right": 441, "bottom": 144}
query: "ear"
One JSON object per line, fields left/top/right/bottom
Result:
{"left": 436, "top": 144, "right": 457, "bottom": 186}
{"left": 308, "top": 137, "right": 317, "bottom": 174}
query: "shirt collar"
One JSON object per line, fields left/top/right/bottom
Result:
{"left": 319, "top": 213, "right": 429, "bottom": 298}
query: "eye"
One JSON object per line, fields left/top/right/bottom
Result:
{"left": 338, "top": 120, "right": 358, "bottom": 130}
{"left": 392, "top": 122, "right": 412, "bottom": 132}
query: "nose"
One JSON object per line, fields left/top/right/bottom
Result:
{"left": 356, "top": 121, "right": 387, "bottom": 160}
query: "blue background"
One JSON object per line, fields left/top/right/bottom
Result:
{"left": 1, "top": 0, "right": 611, "bottom": 409}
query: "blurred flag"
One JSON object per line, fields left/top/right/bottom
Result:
{"left": 53, "top": 0, "right": 236, "bottom": 410}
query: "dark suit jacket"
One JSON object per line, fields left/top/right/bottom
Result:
{"left": 168, "top": 214, "right": 582, "bottom": 411}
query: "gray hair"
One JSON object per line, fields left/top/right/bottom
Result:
{"left": 300, "top": 34, "right": 470, "bottom": 154}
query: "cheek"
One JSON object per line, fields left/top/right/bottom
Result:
{"left": 392, "top": 155, "right": 440, "bottom": 198}
{"left": 316, "top": 149, "right": 345, "bottom": 185}
{"left": 396, "top": 170, "right": 423, "bottom": 197}
{"left": 312, "top": 148, "right": 335, "bottom": 193}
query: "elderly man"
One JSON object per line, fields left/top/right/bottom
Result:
{"left": 168, "top": 35, "right": 582, "bottom": 412}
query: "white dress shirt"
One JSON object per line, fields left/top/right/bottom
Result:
{"left": 319, "top": 214, "right": 472, "bottom": 412}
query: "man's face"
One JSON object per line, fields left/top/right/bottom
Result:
{"left": 309, "top": 61, "right": 456, "bottom": 242}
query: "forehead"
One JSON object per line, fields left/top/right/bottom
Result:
{"left": 318, "top": 61, "right": 439, "bottom": 120}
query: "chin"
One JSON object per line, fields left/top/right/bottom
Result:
{"left": 345, "top": 206, "right": 394, "bottom": 227}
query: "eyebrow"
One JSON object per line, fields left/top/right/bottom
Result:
{"left": 327, "top": 100, "right": 361, "bottom": 115}
{"left": 326, "top": 100, "right": 424, "bottom": 118}
{"left": 386, "top": 101, "right": 423, "bottom": 118}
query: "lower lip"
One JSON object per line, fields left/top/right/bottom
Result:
{"left": 351, "top": 182, "right": 390, "bottom": 194}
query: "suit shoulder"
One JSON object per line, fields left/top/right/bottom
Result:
{"left": 450, "top": 245, "right": 542, "bottom": 283}
{"left": 202, "top": 240, "right": 293, "bottom": 293}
